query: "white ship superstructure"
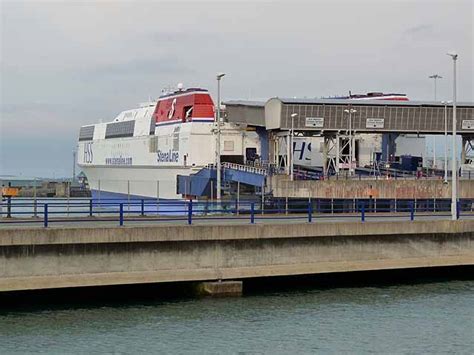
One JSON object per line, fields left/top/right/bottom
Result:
{"left": 77, "top": 87, "right": 260, "bottom": 199}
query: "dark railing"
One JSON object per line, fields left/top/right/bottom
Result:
{"left": 287, "top": 165, "right": 474, "bottom": 181}
{"left": 0, "top": 197, "right": 471, "bottom": 228}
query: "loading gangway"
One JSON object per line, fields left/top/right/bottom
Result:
{"left": 177, "top": 162, "right": 267, "bottom": 197}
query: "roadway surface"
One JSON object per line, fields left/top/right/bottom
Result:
{"left": 1, "top": 213, "right": 473, "bottom": 229}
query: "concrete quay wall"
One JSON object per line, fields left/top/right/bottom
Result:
{"left": 271, "top": 177, "right": 474, "bottom": 199}
{"left": 0, "top": 221, "right": 473, "bottom": 292}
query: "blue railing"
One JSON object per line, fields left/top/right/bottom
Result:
{"left": 0, "top": 197, "right": 472, "bottom": 227}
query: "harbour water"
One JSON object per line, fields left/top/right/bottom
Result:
{"left": 0, "top": 278, "right": 473, "bottom": 354}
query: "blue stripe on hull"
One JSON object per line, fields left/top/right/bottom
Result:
{"left": 91, "top": 190, "right": 187, "bottom": 215}
{"left": 91, "top": 189, "right": 158, "bottom": 201}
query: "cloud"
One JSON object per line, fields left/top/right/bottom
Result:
{"left": 1, "top": 0, "right": 473, "bottom": 176}
{"left": 1, "top": 102, "right": 84, "bottom": 138}
{"left": 85, "top": 56, "right": 195, "bottom": 78}
{"left": 403, "top": 24, "right": 434, "bottom": 36}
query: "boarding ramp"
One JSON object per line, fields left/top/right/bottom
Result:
{"left": 177, "top": 163, "right": 267, "bottom": 197}
{"left": 222, "top": 162, "right": 266, "bottom": 187}
{"left": 177, "top": 167, "right": 216, "bottom": 197}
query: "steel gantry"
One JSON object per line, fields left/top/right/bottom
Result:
{"left": 226, "top": 98, "right": 474, "bottom": 177}
{"left": 263, "top": 98, "right": 474, "bottom": 176}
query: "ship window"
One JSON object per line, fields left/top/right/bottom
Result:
{"left": 149, "top": 118, "right": 155, "bottom": 135}
{"left": 105, "top": 120, "right": 135, "bottom": 139}
{"left": 173, "top": 127, "right": 180, "bottom": 151}
{"left": 246, "top": 147, "right": 257, "bottom": 161}
{"left": 79, "top": 125, "right": 95, "bottom": 141}
{"left": 149, "top": 136, "right": 158, "bottom": 152}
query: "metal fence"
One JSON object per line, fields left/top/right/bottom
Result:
{"left": 292, "top": 169, "right": 474, "bottom": 181}
{"left": 0, "top": 197, "right": 471, "bottom": 227}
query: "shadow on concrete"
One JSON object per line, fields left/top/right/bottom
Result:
{"left": 0, "top": 265, "right": 472, "bottom": 312}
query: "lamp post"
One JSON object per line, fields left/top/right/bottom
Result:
{"left": 216, "top": 73, "right": 225, "bottom": 200}
{"left": 72, "top": 149, "right": 77, "bottom": 182}
{"left": 429, "top": 74, "right": 442, "bottom": 101}
{"left": 447, "top": 53, "right": 458, "bottom": 220}
{"left": 290, "top": 113, "right": 297, "bottom": 181}
{"left": 429, "top": 75, "right": 442, "bottom": 170}
{"left": 344, "top": 108, "right": 357, "bottom": 175}
{"left": 441, "top": 100, "right": 452, "bottom": 183}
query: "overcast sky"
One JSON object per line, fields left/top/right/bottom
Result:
{"left": 1, "top": 0, "right": 473, "bottom": 177}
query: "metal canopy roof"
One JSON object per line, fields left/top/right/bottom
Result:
{"left": 275, "top": 98, "right": 474, "bottom": 108}
{"left": 223, "top": 97, "right": 474, "bottom": 134}
{"left": 224, "top": 100, "right": 266, "bottom": 127}
{"left": 224, "top": 100, "right": 265, "bottom": 107}
{"left": 265, "top": 97, "right": 474, "bottom": 134}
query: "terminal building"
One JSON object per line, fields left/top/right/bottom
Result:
{"left": 176, "top": 94, "right": 474, "bottom": 202}
{"left": 225, "top": 98, "right": 474, "bottom": 177}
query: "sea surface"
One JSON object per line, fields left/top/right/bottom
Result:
{"left": 0, "top": 278, "right": 472, "bottom": 354}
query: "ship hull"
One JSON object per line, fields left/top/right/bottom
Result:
{"left": 82, "top": 165, "right": 201, "bottom": 199}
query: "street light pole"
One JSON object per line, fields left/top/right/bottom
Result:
{"left": 216, "top": 73, "right": 225, "bottom": 200}
{"left": 441, "top": 100, "right": 451, "bottom": 183}
{"left": 429, "top": 74, "right": 442, "bottom": 101}
{"left": 447, "top": 53, "right": 458, "bottom": 220}
{"left": 72, "top": 149, "right": 77, "bottom": 182}
{"left": 290, "top": 113, "right": 297, "bottom": 181}
{"left": 429, "top": 75, "right": 442, "bottom": 171}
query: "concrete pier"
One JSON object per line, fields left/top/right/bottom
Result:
{"left": 0, "top": 220, "right": 473, "bottom": 293}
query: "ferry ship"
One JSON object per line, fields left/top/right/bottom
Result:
{"left": 77, "top": 87, "right": 414, "bottom": 200}
{"left": 77, "top": 85, "right": 260, "bottom": 200}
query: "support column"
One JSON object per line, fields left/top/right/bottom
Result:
{"left": 286, "top": 133, "right": 291, "bottom": 175}
{"left": 461, "top": 136, "right": 469, "bottom": 164}
{"left": 322, "top": 136, "right": 328, "bottom": 177}
{"left": 194, "top": 280, "right": 243, "bottom": 297}
{"left": 381, "top": 133, "right": 399, "bottom": 162}
{"left": 273, "top": 135, "right": 280, "bottom": 167}
{"left": 323, "top": 134, "right": 338, "bottom": 176}
{"left": 269, "top": 135, "right": 276, "bottom": 166}
{"left": 351, "top": 135, "right": 356, "bottom": 171}
{"left": 256, "top": 126, "right": 269, "bottom": 164}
